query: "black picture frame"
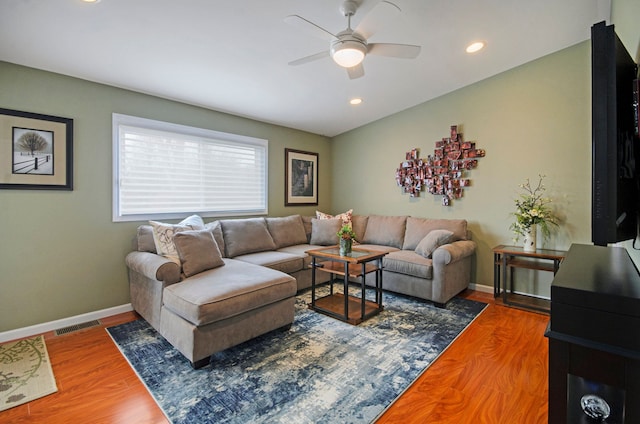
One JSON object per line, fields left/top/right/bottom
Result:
{"left": 0, "top": 108, "right": 73, "bottom": 190}
{"left": 285, "top": 148, "right": 318, "bottom": 206}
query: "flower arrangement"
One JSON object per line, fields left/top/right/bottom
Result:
{"left": 337, "top": 225, "right": 356, "bottom": 255}
{"left": 509, "top": 175, "right": 559, "bottom": 241}
{"left": 337, "top": 225, "right": 357, "bottom": 241}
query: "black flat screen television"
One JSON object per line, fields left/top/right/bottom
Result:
{"left": 591, "top": 21, "right": 639, "bottom": 246}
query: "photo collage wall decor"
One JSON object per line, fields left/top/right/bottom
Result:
{"left": 395, "top": 125, "right": 485, "bottom": 206}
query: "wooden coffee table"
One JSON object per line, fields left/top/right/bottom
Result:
{"left": 306, "top": 246, "right": 387, "bottom": 325}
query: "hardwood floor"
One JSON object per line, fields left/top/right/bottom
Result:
{"left": 0, "top": 290, "right": 549, "bottom": 424}
{"left": 376, "top": 291, "right": 549, "bottom": 424}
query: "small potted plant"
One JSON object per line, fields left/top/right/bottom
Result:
{"left": 337, "top": 225, "right": 357, "bottom": 256}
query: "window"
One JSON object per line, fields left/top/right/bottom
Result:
{"left": 113, "top": 114, "right": 268, "bottom": 222}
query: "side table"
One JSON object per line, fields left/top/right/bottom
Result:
{"left": 306, "top": 246, "right": 387, "bottom": 325}
{"left": 493, "top": 244, "right": 566, "bottom": 313}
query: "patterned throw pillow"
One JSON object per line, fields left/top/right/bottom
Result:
{"left": 316, "top": 209, "right": 353, "bottom": 228}
{"left": 149, "top": 215, "right": 205, "bottom": 263}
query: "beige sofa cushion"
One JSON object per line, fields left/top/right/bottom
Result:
{"left": 173, "top": 229, "right": 225, "bottom": 277}
{"left": 162, "top": 259, "right": 296, "bottom": 326}
{"left": 266, "top": 215, "right": 308, "bottom": 248}
{"left": 402, "top": 217, "right": 467, "bottom": 251}
{"left": 351, "top": 215, "right": 369, "bottom": 242}
{"left": 277, "top": 244, "right": 325, "bottom": 268}
{"left": 310, "top": 218, "right": 341, "bottom": 245}
{"left": 355, "top": 244, "right": 400, "bottom": 254}
{"left": 233, "top": 251, "right": 304, "bottom": 274}
{"left": 136, "top": 225, "right": 157, "bottom": 253}
{"left": 301, "top": 216, "right": 314, "bottom": 242}
{"left": 205, "top": 221, "right": 227, "bottom": 258}
{"left": 362, "top": 215, "right": 408, "bottom": 249}
{"left": 383, "top": 250, "right": 433, "bottom": 279}
{"left": 220, "top": 218, "right": 277, "bottom": 258}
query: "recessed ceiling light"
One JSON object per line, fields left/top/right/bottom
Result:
{"left": 466, "top": 41, "right": 485, "bottom": 54}
{"left": 349, "top": 98, "right": 363, "bottom": 105}
{"left": 82, "top": 0, "right": 101, "bottom": 3}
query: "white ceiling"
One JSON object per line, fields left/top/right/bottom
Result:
{"left": 0, "top": 0, "right": 609, "bottom": 137}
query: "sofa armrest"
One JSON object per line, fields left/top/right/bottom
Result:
{"left": 430, "top": 240, "right": 476, "bottom": 305}
{"left": 432, "top": 240, "right": 477, "bottom": 266}
{"left": 125, "top": 251, "right": 181, "bottom": 285}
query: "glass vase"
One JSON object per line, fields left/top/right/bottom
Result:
{"left": 339, "top": 238, "right": 352, "bottom": 256}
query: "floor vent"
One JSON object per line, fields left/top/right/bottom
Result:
{"left": 55, "top": 319, "right": 102, "bottom": 336}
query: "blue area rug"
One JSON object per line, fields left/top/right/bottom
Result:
{"left": 107, "top": 287, "right": 486, "bottom": 423}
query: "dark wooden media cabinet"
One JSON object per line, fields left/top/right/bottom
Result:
{"left": 546, "top": 244, "right": 640, "bottom": 423}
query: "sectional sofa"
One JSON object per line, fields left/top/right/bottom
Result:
{"left": 125, "top": 213, "right": 476, "bottom": 367}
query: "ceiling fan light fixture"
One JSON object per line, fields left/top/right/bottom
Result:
{"left": 331, "top": 40, "right": 366, "bottom": 68}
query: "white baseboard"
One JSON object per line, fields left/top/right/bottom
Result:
{"left": 0, "top": 303, "right": 133, "bottom": 343}
{"left": 469, "top": 283, "right": 493, "bottom": 294}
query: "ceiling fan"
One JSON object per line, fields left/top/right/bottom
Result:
{"left": 285, "top": 0, "right": 421, "bottom": 79}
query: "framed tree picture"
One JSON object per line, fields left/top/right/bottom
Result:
{"left": 0, "top": 108, "right": 73, "bottom": 190}
{"left": 285, "top": 148, "right": 318, "bottom": 206}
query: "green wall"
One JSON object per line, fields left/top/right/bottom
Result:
{"left": 0, "top": 61, "right": 331, "bottom": 332}
{"left": 2, "top": 1, "right": 639, "bottom": 332}
{"left": 612, "top": 0, "right": 640, "bottom": 65}
{"left": 331, "top": 41, "right": 593, "bottom": 295}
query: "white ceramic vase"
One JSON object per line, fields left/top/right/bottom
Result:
{"left": 523, "top": 224, "right": 537, "bottom": 252}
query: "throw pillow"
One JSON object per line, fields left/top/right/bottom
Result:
{"left": 220, "top": 218, "right": 277, "bottom": 257}
{"left": 266, "top": 215, "right": 308, "bottom": 248}
{"left": 316, "top": 209, "right": 353, "bottom": 228}
{"left": 415, "top": 230, "right": 455, "bottom": 258}
{"left": 402, "top": 217, "right": 467, "bottom": 250}
{"left": 310, "top": 218, "right": 341, "bottom": 245}
{"left": 173, "top": 229, "right": 225, "bottom": 277}
{"left": 177, "top": 214, "right": 206, "bottom": 230}
{"left": 149, "top": 215, "right": 205, "bottom": 263}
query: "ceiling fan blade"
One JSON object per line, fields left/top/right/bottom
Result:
{"left": 284, "top": 15, "right": 336, "bottom": 42}
{"left": 347, "top": 63, "right": 364, "bottom": 79}
{"left": 354, "top": 1, "right": 401, "bottom": 40}
{"left": 288, "top": 51, "right": 330, "bottom": 66}
{"left": 368, "top": 43, "right": 421, "bottom": 59}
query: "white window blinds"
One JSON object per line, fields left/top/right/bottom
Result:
{"left": 113, "top": 114, "right": 268, "bottom": 222}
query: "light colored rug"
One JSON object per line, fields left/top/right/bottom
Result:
{"left": 108, "top": 286, "right": 486, "bottom": 423}
{"left": 0, "top": 335, "right": 58, "bottom": 411}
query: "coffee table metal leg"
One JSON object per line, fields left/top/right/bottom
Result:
{"left": 311, "top": 257, "right": 316, "bottom": 308}
{"left": 344, "top": 262, "right": 349, "bottom": 319}
{"left": 361, "top": 263, "right": 366, "bottom": 320}
{"left": 377, "top": 257, "right": 383, "bottom": 306}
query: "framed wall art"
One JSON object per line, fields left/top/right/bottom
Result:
{"left": 285, "top": 148, "right": 318, "bottom": 206}
{"left": 0, "top": 108, "right": 73, "bottom": 190}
